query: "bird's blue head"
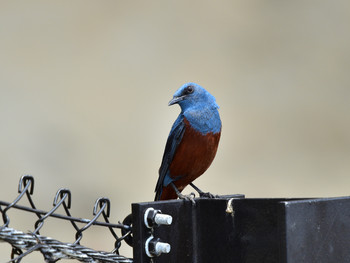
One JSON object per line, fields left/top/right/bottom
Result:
{"left": 168, "top": 82, "right": 221, "bottom": 134}
{"left": 168, "top": 82, "right": 219, "bottom": 112}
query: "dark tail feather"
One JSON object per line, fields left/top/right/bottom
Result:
{"left": 154, "top": 188, "right": 162, "bottom": 201}
{"left": 155, "top": 185, "right": 179, "bottom": 201}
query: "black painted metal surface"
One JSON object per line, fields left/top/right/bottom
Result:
{"left": 282, "top": 197, "right": 350, "bottom": 263}
{"left": 132, "top": 196, "right": 350, "bottom": 263}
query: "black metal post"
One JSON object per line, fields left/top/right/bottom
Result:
{"left": 132, "top": 196, "right": 350, "bottom": 263}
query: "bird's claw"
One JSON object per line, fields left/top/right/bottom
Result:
{"left": 177, "top": 192, "right": 196, "bottom": 205}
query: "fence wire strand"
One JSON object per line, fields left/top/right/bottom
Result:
{"left": 0, "top": 226, "right": 132, "bottom": 263}
{"left": 0, "top": 175, "right": 133, "bottom": 263}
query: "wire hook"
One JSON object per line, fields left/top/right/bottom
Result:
{"left": 2, "top": 175, "right": 34, "bottom": 227}
{"left": 54, "top": 188, "right": 80, "bottom": 233}
{"left": 94, "top": 197, "right": 110, "bottom": 217}
{"left": 33, "top": 188, "right": 70, "bottom": 234}
{"left": 53, "top": 188, "right": 71, "bottom": 209}
{"left": 74, "top": 197, "right": 110, "bottom": 245}
{"left": 18, "top": 175, "right": 34, "bottom": 195}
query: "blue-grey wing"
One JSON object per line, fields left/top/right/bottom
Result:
{"left": 154, "top": 114, "right": 186, "bottom": 201}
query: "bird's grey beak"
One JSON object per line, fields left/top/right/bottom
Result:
{"left": 168, "top": 95, "right": 185, "bottom": 106}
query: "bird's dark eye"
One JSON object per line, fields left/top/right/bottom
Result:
{"left": 184, "top": 86, "right": 194, "bottom": 95}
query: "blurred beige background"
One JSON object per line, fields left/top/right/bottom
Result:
{"left": 1, "top": 0, "right": 350, "bottom": 261}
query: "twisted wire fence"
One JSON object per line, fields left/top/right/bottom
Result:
{"left": 0, "top": 175, "right": 133, "bottom": 262}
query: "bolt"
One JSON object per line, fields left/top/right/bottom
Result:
{"left": 144, "top": 207, "right": 172, "bottom": 228}
{"left": 145, "top": 236, "right": 171, "bottom": 257}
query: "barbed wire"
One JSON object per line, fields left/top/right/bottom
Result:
{"left": 0, "top": 175, "right": 133, "bottom": 262}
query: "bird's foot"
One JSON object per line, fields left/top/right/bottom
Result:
{"left": 170, "top": 182, "right": 196, "bottom": 205}
{"left": 177, "top": 192, "right": 196, "bottom": 205}
{"left": 189, "top": 183, "right": 218, "bottom": 199}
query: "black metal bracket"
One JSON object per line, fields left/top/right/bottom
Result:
{"left": 132, "top": 195, "right": 350, "bottom": 263}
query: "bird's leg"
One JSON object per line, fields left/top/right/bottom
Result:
{"left": 170, "top": 182, "right": 196, "bottom": 204}
{"left": 189, "top": 183, "right": 218, "bottom": 198}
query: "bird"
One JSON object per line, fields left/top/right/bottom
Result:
{"left": 154, "top": 82, "right": 222, "bottom": 201}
